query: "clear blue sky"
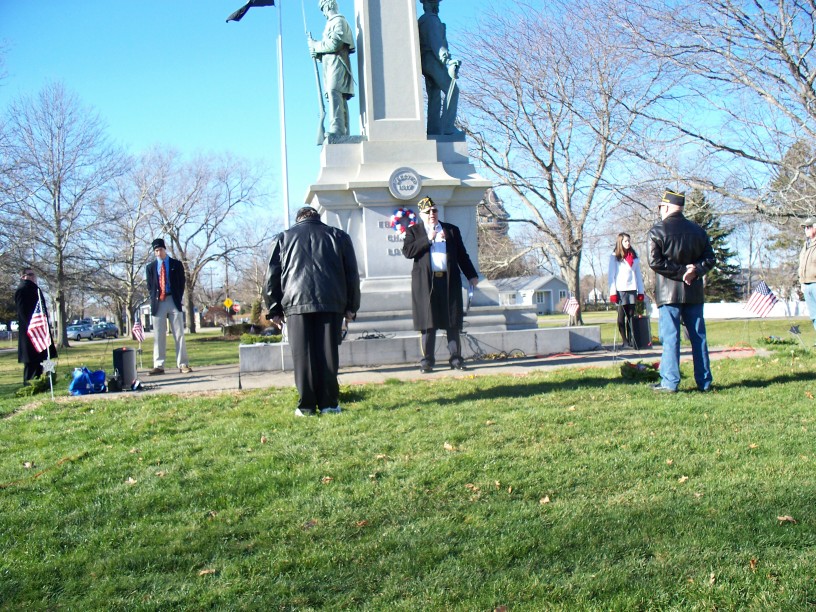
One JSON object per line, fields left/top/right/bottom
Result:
{"left": 1, "top": 0, "right": 491, "bottom": 228}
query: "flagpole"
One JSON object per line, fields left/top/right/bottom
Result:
{"left": 277, "top": 2, "right": 291, "bottom": 229}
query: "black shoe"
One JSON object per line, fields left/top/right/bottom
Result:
{"left": 420, "top": 361, "right": 433, "bottom": 374}
{"left": 449, "top": 358, "right": 467, "bottom": 370}
{"left": 651, "top": 383, "right": 676, "bottom": 393}
{"left": 697, "top": 386, "right": 714, "bottom": 393}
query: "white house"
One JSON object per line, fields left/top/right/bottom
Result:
{"left": 491, "top": 275, "right": 570, "bottom": 315}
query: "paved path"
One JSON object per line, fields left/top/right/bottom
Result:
{"left": 126, "top": 344, "right": 762, "bottom": 396}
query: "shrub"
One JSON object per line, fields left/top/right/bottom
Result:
{"left": 240, "top": 333, "right": 282, "bottom": 345}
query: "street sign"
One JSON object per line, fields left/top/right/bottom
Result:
{"left": 223, "top": 298, "right": 233, "bottom": 309}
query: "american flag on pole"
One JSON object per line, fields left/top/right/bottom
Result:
{"left": 563, "top": 295, "right": 580, "bottom": 318}
{"left": 27, "top": 298, "right": 51, "bottom": 354}
{"left": 132, "top": 319, "right": 145, "bottom": 343}
{"left": 745, "top": 280, "right": 778, "bottom": 318}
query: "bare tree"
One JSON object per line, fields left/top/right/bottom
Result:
{"left": 1, "top": 82, "right": 125, "bottom": 347}
{"left": 85, "top": 153, "right": 159, "bottom": 335}
{"left": 144, "top": 149, "right": 271, "bottom": 333}
{"left": 609, "top": 0, "right": 816, "bottom": 217}
{"left": 459, "top": 0, "right": 666, "bottom": 321}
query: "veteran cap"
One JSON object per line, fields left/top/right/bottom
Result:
{"left": 800, "top": 217, "right": 816, "bottom": 227}
{"left": 151, "top": 238, "right": 166, "bottom": 250}
{"left": 417, "top": 196, "right": 436, "bottom": 213}
{"left": 661, "top": 189, "right": 685, "bottom": 207}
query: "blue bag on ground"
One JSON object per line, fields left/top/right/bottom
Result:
{"left": 69, "top": 367, "right": 107, "bottom": 395}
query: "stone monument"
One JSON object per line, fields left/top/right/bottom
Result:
{"left": 239, "top": 0, "right": 600, "bottom": 373}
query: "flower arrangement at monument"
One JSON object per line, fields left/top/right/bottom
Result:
{"left": 620, "top": 360, "right": 660, "bottom": 382}
{"left": 390, "top": 207, "right": 417, "bottom": 234}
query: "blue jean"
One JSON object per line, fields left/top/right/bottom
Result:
{"left": 657, "top": 303, "right": 712, "bottom": 391}
{"left": 803, "top": 283, "right": 816, "bottom": 332}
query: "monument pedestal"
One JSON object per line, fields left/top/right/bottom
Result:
{"left": 238, "top": 0, "right": 603, "bottom": 374}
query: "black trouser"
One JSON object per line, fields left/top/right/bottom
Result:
{"left": 286, "top": 312, "right": 342, "bottom": 411}
{"left": 420, "top": 328, "right": 461, "bottom": 366}
{"left": 23, "top": 361, "right": 43, "bottom": 383}
{"left": 420, "top": 272, "right": 462, "bottom": 365}
{"left": 617, "top": 303, "right": 636, "bottom": 343}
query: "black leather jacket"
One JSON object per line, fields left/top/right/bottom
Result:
{"left": 264, "top": 218, "right": 361, "bottom": 317}
{"left": 648, "top": 211, "right": 716, "bottom": 306}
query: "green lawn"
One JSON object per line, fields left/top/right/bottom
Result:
{"left": 1, "top": 321, "right": 815, "bottom": 608}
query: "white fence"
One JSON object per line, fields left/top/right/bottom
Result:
{"left": 649, "top": 300, "right": 810, "bottom": 320}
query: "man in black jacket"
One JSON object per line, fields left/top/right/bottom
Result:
{"left": 15, "top": 268, "right": 57, "bottom": 385}
{"left": 264, "top": 207, "right": 360, "bottom": 416}
{"left": 648, "top": 189, "right": 716, "bottom": 393}
{"left": 145, "top": 238, "right": 191, "bottom": 375}
{"left": 402, "top": 196, "right": 479, "bottom": 373}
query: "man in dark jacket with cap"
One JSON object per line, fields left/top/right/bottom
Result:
{"left": 403, "top": 196, "right": 479, "bottom": 373}
{"left": 15, "top": 267, "right": 57, "bottom": 385}
{"left": 264, "top": 206, "right": 360, "bottom": 417}
{"left": 648, "top": 189, "right": 716, "bottom": 393}
{"left": 145, "top": 238, "right": 191, "bottom": 375}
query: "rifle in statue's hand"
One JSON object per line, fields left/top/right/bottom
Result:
{"left": 302, "top": 0, "right": 326, "bottom": 145}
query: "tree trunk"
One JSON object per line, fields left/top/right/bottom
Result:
{"left": 186, "top": 282, "right": 196, "bottom": 334}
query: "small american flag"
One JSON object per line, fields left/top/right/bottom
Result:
{"left": 132, "top": 320, "right": 145, "bottom": 343}
{"left": 563, "top": 295, "right": 580, "bottom": 318}
{"left": 745, "top": 280, "right": 778, "bottom": 318}
{"left": 27, "top": 298, "right": 51, "bottom": 354}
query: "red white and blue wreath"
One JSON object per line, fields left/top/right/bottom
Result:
{"left": 390, "top": 207, "right": 417, "bottom": 234}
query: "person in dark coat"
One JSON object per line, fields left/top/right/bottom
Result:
{"left": 264, "top": 206, "right": 361, "bottom": 417}
{"left": 145, "top": 238, "right": 191, "bottom": 375}
{"left": 402, "top": 196, "right": 479, "bottom": 372}
{"left": 648, "top": 189, "right": 716, "bottom": 393}
{"left": 15, "top": 268, "right": 57, "bottom": 385}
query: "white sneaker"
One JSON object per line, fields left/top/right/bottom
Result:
{"left": 320, "top": 406, "right": 342, "bottom": 415}
{"left": 294, "top": 408, "right": 317, "bottom": 417}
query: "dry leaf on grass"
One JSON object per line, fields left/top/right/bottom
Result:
{"left": 485, "top": 420, "right": 496, "bottom": 426}
{"left": 749, "top": 443, "right": 758, "bottom": 449}
{"left": 260, "top": 435, "right": 268, "bottom": 444}
{"left": 749, "top": 558, "right": 758, "bottom": 572}
{"left": 806, "top": 391, "right": 814, "bottom": 400}
{"left": 129, "top": 448, "right": 140, "bottom": 454}
{"left": 155, "top": 470, "right": 167, "bottom": 477}
{"left": 709, "top": 572, "right": 716, "bottom": 585}
{"left": 465, "top": 483, "right": 480, "bottom": 492}
{"left": 321, "top": 476, "right": 333, "bottom": 484}
{"left": 125, "top": 477, "right": 137, "bottom": 485}
{"left": 567, "top": 405, "right": 576, "bottom": 411}
{"left": 540, "top": 496, "right": 551, "bottom": 505}
{"left": 302, "top": 519, "right": 318, "bottom": 530}
{"left": 443, "top": 442, "right": 458, "bottom": 452}
{"left": 666, "top": 459, "right": 673, "bottom": 465}
{"left": 23, "top": 462, "right": 34, "bottom": 469}
{"left": 777, "top": 515, "right": 797, "bottom": 524}
{"left": 494, "top": 606, "right": 509, "bottom": 612}
{"left": 355, "top": 520, "right": 369, "bottom": 527}
{"left": 198, "top": 569, "right": 216, "bottom": 576}
{"left": 375, "top": 454, "right": 388, "bottom": 460}
{"left": 678, "top": 475, "right": 689, "bottom": 483}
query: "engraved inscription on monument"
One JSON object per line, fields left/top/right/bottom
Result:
{"left": 388, "top": 167, "right": 422, "bottom": 200}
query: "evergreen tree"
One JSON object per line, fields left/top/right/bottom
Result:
{"left": 684, "top": 190, "right": 742, "bottom": 301}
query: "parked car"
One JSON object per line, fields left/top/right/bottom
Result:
{"left": 91, "top": 322, "right": 119, "bottom": 339}
{"left": 67, "top": 324, "right": 94, "bottom": 341}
